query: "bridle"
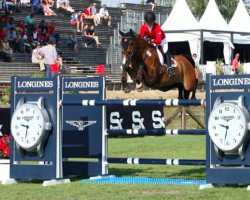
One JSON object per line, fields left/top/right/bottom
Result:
{"left": 120, "top": 36, "right": 137, "bottom": 68}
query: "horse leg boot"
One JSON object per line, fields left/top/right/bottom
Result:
{"left": 165, "top": 51, "right": 175, "bottom": 77}
{"left": 135, "top": 65, "right": 144, "bottom": 92}
{"left": 121, "top": 66, "right": 131, "bottom": 93}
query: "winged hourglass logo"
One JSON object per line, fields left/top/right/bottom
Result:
{"left": 66, "top": 120, "right": 97, "bottom": 131}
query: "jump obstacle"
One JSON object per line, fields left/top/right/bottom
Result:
{"left": 9, "top": 76, "right": 206, "bottom": 186}
{"left": 9, "top": 74, "right": 250, "bottom": 187}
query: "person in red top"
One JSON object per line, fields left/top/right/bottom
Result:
{"left": 232, "top": 53, "right": 240, "bottom": 74}
{"left": 140, "top": 11, "right": 174, "bottom": 76}
{"left": 82, "top": 4, "right": 98, "bottom": 26}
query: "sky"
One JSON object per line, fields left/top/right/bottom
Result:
{"left": 101, "top": 0, "right": 140, "bottom": 7}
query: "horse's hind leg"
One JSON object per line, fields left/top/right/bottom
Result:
{"left": 121, "top": 70, "right": 131, "bottom": 93}
{"left": 191, "top": 79, "right": 198, "bottom": 99}
{"left": 184, "top": 90, "right": 190, "bottom": 99}
{"left": 177, "top": 84, "right": 184, "bottom": 99}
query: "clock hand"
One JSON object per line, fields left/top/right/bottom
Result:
{"left": 224, "top": 125, "right": 229, "bottom": 140}
{"left": 22, "top": 125, "right": 30, "bottom": 139}
{"left": 21, "top": 124, "right": 28, "bottom": 128}
{"left": 219, "top": 124, "right": 228, "bottom": 128}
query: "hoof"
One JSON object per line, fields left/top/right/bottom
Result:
{"left": 123, "top": 86, "right": 131, "bottom": 93}
{"left": 136, "top": 83, "right": 143, "bottom": 92}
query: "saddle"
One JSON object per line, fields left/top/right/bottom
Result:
{"left": 155, "top": 47, "right": 177, "bottom": 67}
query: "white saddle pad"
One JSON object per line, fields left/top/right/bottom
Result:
{"left": 156, "top": 48, "right": 177, "bottom": 67}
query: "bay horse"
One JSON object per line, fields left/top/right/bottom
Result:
{"left": 119, "top": 29, "right": 197, "bottom": 99}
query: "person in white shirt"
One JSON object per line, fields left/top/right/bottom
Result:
{"left": 99, "top": 4, "right": 111, "bottom": 26}
{"left": 32, "top": 43, "right": 45, "bottom": 71}
{"left": 38, "top": 39, "right": 58, "bottom": 77}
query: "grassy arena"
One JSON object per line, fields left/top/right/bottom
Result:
{"left": 1, "top": 90, "right": 250, "bottom": 199}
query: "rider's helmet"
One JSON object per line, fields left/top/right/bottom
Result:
{"left": 144, "top": 11, "right": 156, "bottom": 24}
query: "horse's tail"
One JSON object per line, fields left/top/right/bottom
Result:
{"left": 180, "top": 54, "right": 195, "bottom": 68}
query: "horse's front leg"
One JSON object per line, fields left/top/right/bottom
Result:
{"left": 121, "top": 65, "right": 131, "bottom": 93}
{"left": 135, "top": 64, "right": 144, "bottom": 92}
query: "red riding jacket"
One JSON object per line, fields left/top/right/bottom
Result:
{"left": 140, "top": 22, "right": 165, "bottom": 44}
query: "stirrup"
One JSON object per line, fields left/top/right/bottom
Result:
{"left": 167, "top": 67, "right": 175, "bottom": 77}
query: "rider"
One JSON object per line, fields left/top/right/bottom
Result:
{"left": 140, "top": 11, "right": 175, "bottom": 77}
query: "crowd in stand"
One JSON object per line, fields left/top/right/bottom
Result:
{"left": 0, "top": 11, "right": 60, "bottom": 62}
{"left": 0, "top": 0, "right": 112, "bottom": 77}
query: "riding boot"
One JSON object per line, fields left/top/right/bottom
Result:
{"left": 165, "top": 51, "right": 175, "bottom": 77}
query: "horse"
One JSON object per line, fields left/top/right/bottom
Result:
{"left": 119, "top": 29, "right": 197, "bottom": 99}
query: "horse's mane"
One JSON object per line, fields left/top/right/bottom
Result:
{"left": 181, "top": 54, "right": 195, "bottom": 68}
{"left": 134, "top": 33, "right": 155, "bottom": 49}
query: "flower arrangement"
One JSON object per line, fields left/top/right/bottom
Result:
{"left": 0, "top": 134, "right": 10, "bottom": 159}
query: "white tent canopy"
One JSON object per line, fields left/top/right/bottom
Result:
{"left": 161, "top": 0, "right": 200, "bottom": 31}
{"left": 199, "top": 0, "right": 231, "bottom": 32}
{"left": 229, "top": 0, "right": 250, "bottom": 33}
{"left": 161, "top": 0, "right": 234, "bottom": 64}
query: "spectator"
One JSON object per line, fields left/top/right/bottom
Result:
{"left": 38, "top": 39, "right": 58, "bottom": 77}
{"left": 0, "top": 13, "right": 10, "bottom": 29}
{"left": 82, "top": 24, "right": 95, "bottom": 47}
{"left": 15, "top": 31, "right": 26, "bottom": 52}
{"left": 87, "top": 25, "right": 101, "bottom": 48}
{"left": 76, "top": 11, "right": 84, "bottom": 32}
{"left": 91, "top": 2, "right": 100, "bottom": 24}
{"left": 232, "top": 53, "right": 240, "bottom": 74}
{"left": 99, "top": 4, "right": 111, "bottom": 26}
{"left": 50, "top": 56, "right": 63, "bottom": 77}
{"left": 32, "top": 42, "right": 45, "bottom": 71}
{"left": 48, "top": 21, "right": 60, "bottom": 45}
{"left": 146, "top": 0, "right": 157, "bottom": 11}
{"left": 41, "top": 0, "right": 56, "bottom": 16}
{"left": 16, "top": 20, "right": 26, "bottom": 36}
{"left": 192, "top": 53, "right": 199, "bottom": 67}
{"left": 67, "top": 31, "right": 78, "bottom": 54}
{"left": 31, "top": 0, "right": 44, "bottom": 14}
{"left": 82, "top": 4, "right": 99, "bottom": 26}
{"left": 38, "top": 19, "right": 48, "bottom": 33}
{"left": 5, "top": 0, "right": 17, "bottom": 13}
{"left": 57, "top": 0, "right": 74, "bottom": 12}
{"left": 6, "top": 17, "right": 15, "bottom": 30}
{"left": 38, "top": 32, "right": 46, "bottom": 46}
{"left": 24, "top": 12, "right": 35, "bottom": 34}
{"left": 1, "top": 36, "right": 13, "bottom": 62}
{"left": 7, "top": 27, "right": 17, "bottom": 45}
{"left": 0, "top": 27, "right": 8, "bottom": 41}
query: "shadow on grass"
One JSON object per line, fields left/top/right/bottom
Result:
{"left": 109, "top": 167, "right": 145, "bottom": 177}
{"left": 169, "top": 167, "right": 206, "bottom": 179}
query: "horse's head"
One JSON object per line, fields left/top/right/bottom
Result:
{"left": 119, "top": 29, "right": 138, "bottom": 67}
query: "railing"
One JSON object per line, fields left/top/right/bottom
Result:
{"left": 107, "top": 9, "right": 168, "bottom": 72}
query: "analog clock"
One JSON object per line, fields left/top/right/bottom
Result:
{"left": 11, "top": 97, "right": 52, "bottom": 157}
{"left": 208, "top": 96, "right": 250, "bottom": 160}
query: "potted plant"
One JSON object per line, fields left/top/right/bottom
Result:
{"left": 215, "top": 59, "right": 224, "bottom": 75}
{"left": 2, "top": 87, "right": 11, "bottom": 103}
{"left": 0, "top": 134, "right": 10, "bottom": 183}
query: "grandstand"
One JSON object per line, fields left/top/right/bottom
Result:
{"left": 0, "top": 0, "right": 171, "bottom": 90}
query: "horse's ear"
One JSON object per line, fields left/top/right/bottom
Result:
{"left": 119, "top": 29, "right": 125, "bottom": 36}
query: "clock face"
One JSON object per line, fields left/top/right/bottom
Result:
{"left": 11, "top": 103, "right": 45, "bottom": 150}
{"left": 208, "top": 102, "right": 247, "bottom": 152}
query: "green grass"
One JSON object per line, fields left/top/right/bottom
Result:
{"left": 1, "top": 98, "right": 249, "bottom": 199}
{"left": 1, "top": 135, "right": 250, "bottom": 200}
